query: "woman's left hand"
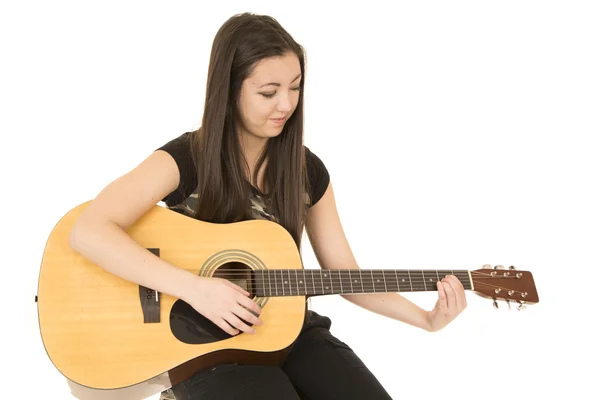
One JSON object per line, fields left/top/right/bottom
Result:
{"left": 426, "top": 275, "right": 468, "bottom": 332}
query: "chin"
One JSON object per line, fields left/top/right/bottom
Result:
{"left": 263, "top": 126, "right": 285, "bottom": 138}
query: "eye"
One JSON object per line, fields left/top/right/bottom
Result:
{"left": 260, "top": 87, "right": 300, "bottom": 99}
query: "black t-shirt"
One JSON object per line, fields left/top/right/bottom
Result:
{"left": 156, "top": 132, "right": 330, "bottom": 221}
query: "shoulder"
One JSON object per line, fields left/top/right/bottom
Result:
{"left": 157, "top": 131, "right": 194, "bottom": 161}
{"left": 305, "top": 146, "right": 330, "bottom": 207}
{"left": 155, "top": 131, "right": 197, "bottom": 206}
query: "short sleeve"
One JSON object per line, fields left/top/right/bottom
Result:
{"left": 155, "top": 132, "right": 197, "bottom": 206}
{"left": 305, "top": 146, "right": 330, "bottom": 207}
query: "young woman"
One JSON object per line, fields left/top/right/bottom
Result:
{"left": 69, "top": 12, "right": 467, "bottom": 400}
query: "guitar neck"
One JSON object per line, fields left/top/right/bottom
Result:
{"left": 253, "top": 269, "right": 472, "bottom": 297}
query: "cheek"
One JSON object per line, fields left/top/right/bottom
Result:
{"left": 246, "top": 100, "right": 274, "bottom": 124}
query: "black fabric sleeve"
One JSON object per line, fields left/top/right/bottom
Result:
{"left": 155, "top": 132, "right": 197, "bottom": 206}
{"left": 305, "top": 146, "right": 330, "bottom": 207}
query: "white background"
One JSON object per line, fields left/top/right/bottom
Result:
{"left": 3, "top": 1, "right": 599, "bottom": 399}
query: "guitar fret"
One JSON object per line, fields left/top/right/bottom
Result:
{"left": 304, "top": 271, "right": 309, "bottom": 295}
{"left": 381, "top": 270, "right": 387, "bottom": 292}
{"left": 328, "top": 271, "right": 334, "bottom": 294}
{"left": 328, "top": 270, "right": 334, "bottom": 293}
{"left": 282, "top": 270, "right": 286, "bottom": 294}
{"left": 371, "top": 270, "right": 376, "bottom": 293}
{"left": 277, "top": 270, "right": 281, "bottom": 296}
{"left": 317, "top": 270, "right": 322, "bottom": 293}
{"left": 303, "top": 270, "right": 311, "bottom": 296}
{"left": 254, "top": 269, "right": 472, "bottom": 297}
{"left": 268, "top": 269, "right": 273, "bottom": 296}
{"left": 424, "top": 271, "right": 436, "bottom": 291}
{"left": 383, "top": 271, "right": 397, "bottom": 292}
{"left": 409, "top": 271, "right": 424, "bottom": 291}
{"left": 359, "top": 270, "right": 364, "bottom": 292}
{"left": 374, "top": 270, "right": 380, "bottom": 292}
{"left": 321, "top": 271, "right": 329, "bottom": 294}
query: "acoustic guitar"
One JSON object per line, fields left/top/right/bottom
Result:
{"left": 36, "top": 202, "right": 538, "bottom": 398}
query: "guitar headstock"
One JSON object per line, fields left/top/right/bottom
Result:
{"left": 471, "top": 265, "right": 539, "bottom": 310}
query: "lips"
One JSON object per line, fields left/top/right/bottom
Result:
{"left": 270, "top": 116, "right": 287, "bottom": 125}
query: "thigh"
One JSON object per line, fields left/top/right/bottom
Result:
{"left": 282, "top": 326, "right": 393, "bottom": 400}
{"left": 171, "top": 363, "right": 301, "bottom": 400}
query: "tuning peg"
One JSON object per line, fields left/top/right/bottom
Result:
{"left": 509, "top": 265, "right": 516, "bottom": 270}
{"left": 493, "top": 298, "right": 499, "bottom": 309}
{"left": 482, "top": 264, "right": 492, "bottom": 269}
{"left": 494, "top": 265, "right": 505, "bottom": 270}
{"left": 517, "top": 300, "right": 527, "bottom": 311}
{"left": 506, "top": 299, "right": 511, "bottom": 310}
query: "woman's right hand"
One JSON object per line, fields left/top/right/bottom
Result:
{"left": 184, "top": 276, "right": 263, "bottom": 336}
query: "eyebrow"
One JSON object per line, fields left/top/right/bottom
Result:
{"left": 259, "top": 73, "right": 302, "bottom": 88}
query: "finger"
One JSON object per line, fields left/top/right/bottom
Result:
{"left": 222, "top": 279, "right": 250, "bottom": 296}
{"left": 442, "top": 279, "right": 457, "bottom": 310}
{"left": 452, "top": 274, "right": 465, "bottom": 289}
{"left": 233, "top": 304, "right": 262, "bottom": 326}
{"left": 447, "top": 275, "right": 467, "bottom": 309}
{"left": 212, "top": 316, "right": 240, "bottom": 336}
{"left": 446, "top": 275, "right": 464, "bottom": 291}
{"left": 237, "top": 295, "right": 263, "bottom": 316}
{"left": 436, "top": 281, "right": 448, "bottom": 309}
{"left": 224, "top": 312, "right": 256, "bottom": 334}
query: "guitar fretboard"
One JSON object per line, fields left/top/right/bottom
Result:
{"left": 252, "top": 269, "right": 472, "bottom": 297}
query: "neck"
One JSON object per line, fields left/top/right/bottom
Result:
{"left": 238, "top": 130, "right": 269, "bottom": 186}
{"left": 253, "top": 268, "right": 472, "bottom": 297}
{"left": 239, "top": 130, "right": 268, "bottom": 165}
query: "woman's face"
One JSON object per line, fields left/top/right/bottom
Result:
{"left": 238, "top": 52, "right": 302, "bottom": 142}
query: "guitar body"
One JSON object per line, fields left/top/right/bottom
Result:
{"left": 37, "top": 202, "right": 306, "bottom": 392}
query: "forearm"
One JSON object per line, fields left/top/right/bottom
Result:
{"left": 342, "top": 292, "right": 432, "bottom": 332}
{"left": 69, "top": 219, "right": 199, "bottom": 302}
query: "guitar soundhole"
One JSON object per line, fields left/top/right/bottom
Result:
{"left": 170, "top": 261, "right": 255, "bottom": 344}
{"left": 213, "top": 261, "right": 256, "bottom": 298}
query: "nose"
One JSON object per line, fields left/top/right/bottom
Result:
{"left": 277, "top": 94, "right": 293, "bottom": 113}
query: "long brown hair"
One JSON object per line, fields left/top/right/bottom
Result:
{"left": 190, "top": 13, "right": 309, "bottom": 248}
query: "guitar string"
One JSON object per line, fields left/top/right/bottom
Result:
{"left": 153, "top": 267, "right": 528, "bottom": 295}
{"left": 248, "top": 274, "right": 528, "bottom": 296}
{"left": 185, "top": 270, "right": 525, "bottom": 282}
{"left": 461, "top": 279, "right": 530, "bottom": 296}
{"left": 251, "top": 272, "right": 527, "bottom": 294}
{"left": 186, "top": 273, "right": 524, "bottom": 285}
{"left": 249, "top": 279, "right": 530, "bottom": 299}
{"left": 250, "top": 280, "right": 527, "bottom": 292}
{"left": 184, "top": 269, "right": 520, "bottom": 278}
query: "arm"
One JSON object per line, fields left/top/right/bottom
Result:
{"left": 304, "top": 182, "right": 467, "bottom": 332}
{"left": 69, "top": 148, "right": 263, "bottom": 335}
{"left": 68, "top": 150, "right": 200, "bottom": 303}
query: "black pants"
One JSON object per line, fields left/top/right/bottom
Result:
{"left": 170, "top": 311, "right": 392, "bottom": 400}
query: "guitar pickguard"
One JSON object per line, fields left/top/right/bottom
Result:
{"left": 170, "top": 299, "right": 237, "bottom": 343}
{"left": 170, "top": 260, "right": 257, "bottom": 344}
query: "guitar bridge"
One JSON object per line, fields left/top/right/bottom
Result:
{"left": 139, "top": 248, "right": 161, "bottom": 323}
